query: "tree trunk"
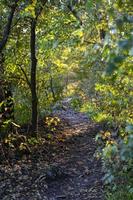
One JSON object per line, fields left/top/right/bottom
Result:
{"left": 30, "top": 0, "right": 48, "bottom": 135}
{"left": 0, "top": 0, "right": 19, "bottom": 53}
{"left": 0, "top": 53, "right": 5, "bottom": 102}
{"left": 0, "top": 0, "right": 18, "bottom": 131}
{"left": 0, "top": 1, "right": 18, "bottom": 102}
{"left": 30, "top": 19, "right": 38, "bottom": 136}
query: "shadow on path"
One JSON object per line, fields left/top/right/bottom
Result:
{"left": 0, "top": 105, "right": 104, "bottom": 200}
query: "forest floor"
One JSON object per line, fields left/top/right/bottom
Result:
{"left": 0, "top": 100, "right": 104, "bottom": 200}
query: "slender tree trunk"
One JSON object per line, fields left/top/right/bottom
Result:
{"left": 0, "top": 53, "right": 5, "bottom": 102}
{"left": 50, "top": 74, "right": 56, "bottom": 102}
{"left": 30, "top": 19, "right": 38, "bottom": 136}
{"left": 0, "top": 0, "right": 18, "bottom": 130}
{"left": 0, "top": 0, "right": 19, "bottom": 53}
{"left": 30, "top": 0, "right": 48, "bottom": 135}
{"left": 0, "top": 1, "right": 18, "bottom": 101}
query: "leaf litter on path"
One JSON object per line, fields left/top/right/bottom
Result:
{"left": 0, "top": 104, "right": 104, "bottom": 200}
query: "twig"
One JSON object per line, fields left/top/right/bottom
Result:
{"left": 17, "top": 64, "right": 31, "bottom": 89}
{"left": 67, "top": 3, "right": 82, "bottom": 26}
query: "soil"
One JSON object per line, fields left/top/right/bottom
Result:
{"left": 0, "top": 101, "right": 104, "bottom": 200}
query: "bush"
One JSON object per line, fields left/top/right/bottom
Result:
{"left": 96, "top": 126, "right": 133, "bottom": 199}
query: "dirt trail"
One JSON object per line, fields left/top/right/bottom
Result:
{"left": 45, "top": 107, "right": 104, "bottom": 200}
{"left": 0, "top": 104, "right": 104, "bottom": 200}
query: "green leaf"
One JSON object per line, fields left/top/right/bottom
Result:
{"left": 106, "top": 62, "right": 117, "bottom": 74}
{"left": 118, "top": 40, "right": 131, "bottom": 50}
{"left": 113, "top": 55, "right": 125, "bottom": 63}
{"left": 125, "top": 124, "right": 133, "bottom": 133}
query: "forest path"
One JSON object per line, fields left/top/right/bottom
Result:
{"left": 44, "top": 104, "right": 104, "bottom": 200}
{"left": 0, "top": 100, "right": 104, "bottom": 200}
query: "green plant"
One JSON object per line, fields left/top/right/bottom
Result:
{"left": 96, "top": 127, "right": 133, "bottom": 199}
{"left": 45, "top": 116, "right": 61, "bottom": 132}
{"left": 106, "top": 188, "right": 133, "bottom": 200}
{"left": 70, "top": 96, "right": 82, "bottom": 111}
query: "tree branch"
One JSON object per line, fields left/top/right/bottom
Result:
{"left": 0, "top": 0, "right": 19, "bottom": 53}
{"left": 67, "top": 3, "right": 82, "bottom": 26}
{"left": 35, "top": 0, "right": 48, "bottom": 19}
{"left": 17, "top": 64, "right": 31, "bottom": 89}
